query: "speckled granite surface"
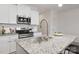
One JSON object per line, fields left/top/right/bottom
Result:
{"left": 16, "top": 35, "right": 77, "bottom": 54}
{"left": 0, "top": 33, "right": 17, "bottom": 36}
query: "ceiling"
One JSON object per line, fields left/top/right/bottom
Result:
{"left": 27, "top": 4, "right": 79, "bottom": 14}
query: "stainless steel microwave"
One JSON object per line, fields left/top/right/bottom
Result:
{"left": 17, "top": 15, "right": 31, "bottom": 25}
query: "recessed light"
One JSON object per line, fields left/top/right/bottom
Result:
{"left": 58, "top": 4, "right": 63, "bottom": 7}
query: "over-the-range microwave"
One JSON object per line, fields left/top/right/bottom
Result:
{"left": 17, "top": 15, "right": 31, "bottom": 25}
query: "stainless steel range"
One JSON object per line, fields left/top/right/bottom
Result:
{"left": 18, "top": 33, "right": 33, "bottom": 39}
{"left": 16, "top": 28, "right": 33, "bottom": 39}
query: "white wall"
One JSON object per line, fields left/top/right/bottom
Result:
{"left": 40, "top": 8, "right": 79, "bottom": 36}
{"left": 57, "top": 8, "right": 79, "bottom": 35}
{"left": 49, "top": 11, "right": 59, "bottom": 33}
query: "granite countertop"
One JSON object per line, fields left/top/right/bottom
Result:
{"left": 16, "top": 35, "right": 77, "bottom": 54}
{"left": 0, "top": 33, "right": 18, "bottom": 36}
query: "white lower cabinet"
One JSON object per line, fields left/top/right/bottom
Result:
{"left": 0, "top": 36, "right": 9, "bottom": 54}
{"left": 9, "top": 39, "right": 16, "bottom": 53}
{"left": 0, "top": 34, "right": 18, "bottom": 54}
{"left": 8, "top": 35, "right": 18, "bottom": 53}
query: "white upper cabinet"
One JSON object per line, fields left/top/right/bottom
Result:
{"left": 0, "top": 4, "right": 17, "bottom": 24}
{"left": 0, "top": 5, "right": 9, "bottom": 23}
{"left": 31, "top": 10, "right": 39, "bottom": 25}
{"left": 9, "top": 5, "right": 17, "bottom": 24}
{"left": 17, "top": 5, "right": 31, "bottom": 17}
{"left": 22, "top": 5, "right": 31, "bottom": 17}
{"left": 17, "top": 5, "right": 40, "bottom": 25}
{"left": 0, "top": 4, "right": 39, "bottom": 25}
{"left": 17, "top": 5, "right": 23, "bottom": 16}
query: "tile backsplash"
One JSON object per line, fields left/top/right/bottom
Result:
{"left": 0, "top": 23, "right": 39, "bottom": 34}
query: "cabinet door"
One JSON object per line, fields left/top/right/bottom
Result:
{"left": 31, "top": 10, "right": 39, "bottom": 25}
{"left": 9, "top": 5, "right": 17, "bottom": 24}
{"left": 9, "top": 38, "right": 16, "bottom": 53}
{"left": 22, "top": 5, "right": 31, "bottom": 17}
{"left": 17, "top": 5, "right": 23, "bottom": 16}
{"left": 0, "top": 5, "right": 9, "bottom": 23}
{"left": 17, "top": 5, "right": 31, "bottom": 17}
{"left": 0, "top": 36, "right": 9, "bottom": 54}
{"left": 9, "top": 35, "right": 18, "bottom": 53}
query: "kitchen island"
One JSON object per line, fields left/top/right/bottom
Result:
{"left": 16, "top": 35, "right": 77, "bottom": 54}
